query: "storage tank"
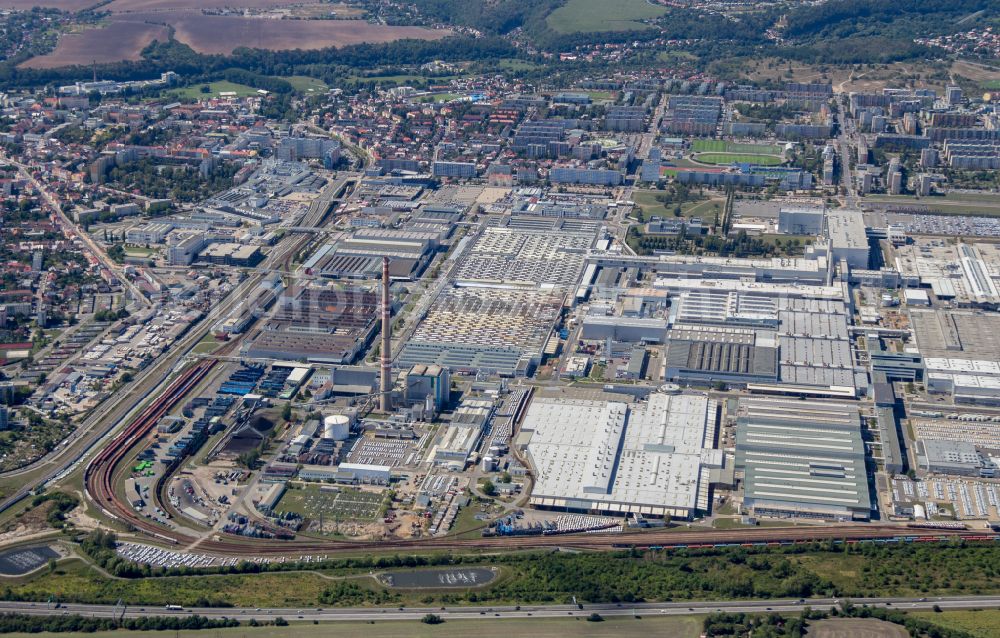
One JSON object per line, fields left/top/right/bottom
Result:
{"left": 323, "top": 414, "right": 350, "bottom": 441}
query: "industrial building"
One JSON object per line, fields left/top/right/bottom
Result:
{"left": 397, "top": 287, "right": 563, "bottom": 376}
{"left": 404, "top": 364, "right": 451, "bottom": 412}
{"left": 659, "top": 284, "right": 862, "bottom": 396}
{"left": 734, "top": 398, "right": 871, "bottom": 521}
{"left": 454, "top": 222, "right": 597, "bottom": 291}
{"left": 778, "top": 206, "right": 824, "bottom": 235}
{"left": 580, "top": 316, "right": 668, "bottom": 343}
{"left": 916, "top": 440, "right": 991, "bottom": 477}
{"left": 335, "top": 463, "right": 391, "bottom": 485}
{"left": 303, "top": 228, "right": 441, "bottom": 280}
{"left": 520, "top": 393, "right": 721, "bottom": 519}
{"left": 894, "top": 242, "right": 1000, "bottom": 308}
{"left": 244, "top": 286, "right": 380, "bottom": 364}
{"left": 826, "top": 209, "right": 870, "bottom": 269}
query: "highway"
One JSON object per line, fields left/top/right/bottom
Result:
{"left": 1, "top": 595, "right": 998, "bottom": 623}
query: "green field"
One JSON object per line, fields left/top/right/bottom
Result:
{"left": 0, "top": 616, "right": 702, "bottom": 638}
{"left": 167, "top": 81, "right": 261, "bottom": 100}
{"left": 498, "top": 59, "right": 544, "bottom": 72}
{"left": 546, "top": 0, "right": 666, "bottom": 33}
{"left": 982, "top": 80, "right": 1000, "bottom": 90}
{"left": 631, "top": 190, "right": 726, "bottom": 224}
{"left": 692, "top": 140, "right": 785, "bottom": 155}
{"left": 694, "top": 152, "right": 784, "bottom": 166}
{"left": 283, "top": 76, "right": 329, "bottom": 93}
{"left": 911, "top": 610, "right": 1000, "bottom": 638}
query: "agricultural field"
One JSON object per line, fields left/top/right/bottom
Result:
{"left": 694, "top": 152, "right": 784, "bottom": 166}
{"left": 692, "top": 140, "right": 785, "bottom": 155}
{"left": 19, "top": 1, "right": 449, "bottom": 67}
{"left": 0, "top": 0, "right": 96, "bottom": 9}
{"left": 546, "top": 0, "right": 666, "bottom": 34}
{"left": 276, "top": 484, "right": 383, "bottom": 521}
{"left": 805, "top": 618, "right": 908, "bottom": 638}
{"left": 910, "top": 610, "right": 1000, "bottom": 638}
{"left": 20, "top": 20, "right": 170, "bottom": 69}
{"left": 103, "top": 0, "right": 338, "bottom": 11}
{"left": 143, "top": 12, "right": 449, "bottom": 56}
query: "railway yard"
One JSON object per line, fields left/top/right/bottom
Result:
{"left": 0, "top": 33, "right": 1000, "bottom": 600}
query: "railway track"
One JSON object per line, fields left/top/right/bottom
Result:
{"left": 85, "top": 356, "right": 996, "bottom": 557}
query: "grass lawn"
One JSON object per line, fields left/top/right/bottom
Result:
{"left": 283, "top": 76, "right": 329, "bottom": 93}
{"left": 759, "top": 234, "right": 814, "bottom": 255}
{"left": 168, "top": 81, "right": 260, "bottom": 100}
{"left": 982, "top": 80, "right": 1000, "bottom": 89}
{"left": 693, "top": 152, "right": 784, "bottom": 166}
{"left": 586, "top": 90, "right": 618, "bottom": 101}
{"left": 632, "top": 190, "right": 726, "bottom": 224}
{"left": 498, "top": 59, "right": 544, "bottom": 72}
{"left": 911, "top": 610, "right": 1000, "bottom": 638}
{"left": 190, "top": 333, "right": 223, "bottom": 356}
{"left": 692, "top": 140, "right": 785, "bottom": 155}
{"left": 547, "top": 0, "right": 666, "bottom": 33}
{"left": 0, "top": 616, "right": 702, "bottom": 638}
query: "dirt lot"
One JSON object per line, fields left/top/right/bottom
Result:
{"left": 21, "top": 19, "right": 170, "bottom": 68}
{"left": 807, "top": 619, "right": 909, "bottom": 638}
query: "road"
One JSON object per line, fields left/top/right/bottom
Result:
{"left": 1, "top": 595, "right": 997, "bottom": 623}
{"left": 5, "top": 155, "right": 152, "bottom": 308}
{"left": 0, "top": 173, "right": 355, "bottom": 518}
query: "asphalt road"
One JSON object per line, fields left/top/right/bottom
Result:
{"left": 1, "top": 595, "right": 998, "bottom": 623}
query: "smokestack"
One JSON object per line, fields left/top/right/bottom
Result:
{"left": 380, "top": 256, "right": 392, "bottom": 412}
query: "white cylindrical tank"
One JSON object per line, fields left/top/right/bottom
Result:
{"left": 323, "top": 414, "right": 350, "bottom": 441}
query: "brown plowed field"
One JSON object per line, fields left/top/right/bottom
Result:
{"left": 144, "top": 11, "right": 450, "bottom": 56}
{"left": 17, "top": 0, "right": 451, "bottom": 68}
{"left": 0, "top": 0, "right": 98, "bottom": 9}
{"left": 21, "top": 20, "right": 170, "bottom": 69}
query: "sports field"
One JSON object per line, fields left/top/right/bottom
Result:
{"left": 694, "top": 153, "right": 784, "bottom": 166}
{"left": 547, "top": 0, "right": 666, "bottom": 33}
{"left": 691, "top": 140, "right": 785, "bottom": 155}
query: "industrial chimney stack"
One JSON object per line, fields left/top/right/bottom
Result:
{"left": 380, "top": 256, "right": 392, "bottom": 412}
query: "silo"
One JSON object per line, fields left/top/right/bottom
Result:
{"left": 323, "top": 414, "right": 351, "bottom": 441}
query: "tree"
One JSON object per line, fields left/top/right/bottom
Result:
{"left": 281, "top": 402, "right": 292, "bottom": 422}
{"left": 421, "top": 614, "right": 444, "bottom": 625}
{"left": 587, "top": 613, "right": 604, "bottom": 622}
{"left": 481, "top": 480, "right": 496, "bottom": 497}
